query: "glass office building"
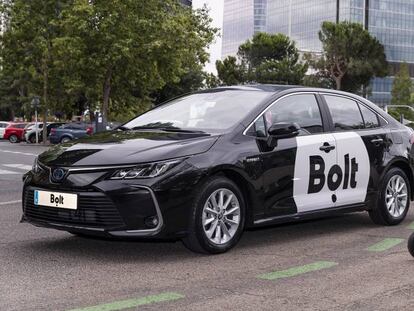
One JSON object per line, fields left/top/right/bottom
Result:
{"left": 222, "top": 0, "right": 414, "bottom": 106}
{"left": 222, "top": 0, "right": 255, "bottom": 57}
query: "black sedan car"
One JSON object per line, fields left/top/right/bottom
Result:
{"left": 22, "top": 85, "right": 414, "bottom": 253}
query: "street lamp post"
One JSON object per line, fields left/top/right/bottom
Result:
{"left": 31, "top": 96, "right": 40, "bottom": 144}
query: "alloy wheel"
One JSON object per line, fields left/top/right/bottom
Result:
{"left": 385, "top": 175, "right": 408, "bottom": 218}
{"left": 9, "top": 135, "right": 17, "bottom": 143}
{"left": 202, "top": 188, "right": 241, "bottom": 245}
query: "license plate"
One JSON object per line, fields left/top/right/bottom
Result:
{"left": 34, "top": 190, "right": 78, "bottom": 210}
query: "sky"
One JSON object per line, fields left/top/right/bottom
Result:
{"left": 193, "top": 0, "right": 224, "bottom": 74}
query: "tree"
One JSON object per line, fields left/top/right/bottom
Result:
{"left": 391, "top": 63, "right": 412, "bottom": 105}
{"left": 214, "top": 33, "right": 306, "bottom": 86}
{"left": 0, "top": 0, "right": 73, "bottom": 142}
{"left": 238, "top": 32, "right": 307, "bottom": 85}
{"left": 151, "top": 65, "right": 206, "bottom": 105}
{"left": 215, "top": 56, "right": 246, "bottom": 85}
{"left": 57, "top": 1, "right": 217, "bottom": 122}
{"left": 204, "top": 72, "right": 220, "bottom": 88}
{"left": 1, "top": 1, "right": 216, "bottom": 125}
{"left": 309, "top": 21, "right": 388, "bottom": 92}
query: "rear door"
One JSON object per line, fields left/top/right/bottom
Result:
{"left": 322, "top": 95, "right": 372, "bottom": 207}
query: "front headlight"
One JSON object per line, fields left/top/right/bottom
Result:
{"left": 110, "top": 159, "right": 184, "bottom": 179}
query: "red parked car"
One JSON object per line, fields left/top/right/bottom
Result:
{"left": 4, "top": 123, "right": 28, "bottom": 143}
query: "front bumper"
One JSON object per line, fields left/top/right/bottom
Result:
{"left": 22, "top": 157, "right": 206, "bottom": 239}
{"left": 22, "top": 184, "right": 166, "bottom": 238}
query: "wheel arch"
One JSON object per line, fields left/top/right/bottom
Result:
{"left": 207, "top": 166, "right": 260, "bottom": 227}
{"left": 60, "top": 134, "right": 73, "bottom": 142}
{"left": 8, "top": 133, "right": 19, "bottom": 142}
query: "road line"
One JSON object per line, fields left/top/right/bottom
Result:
{"left": 367, "top": 238, "right": 404, "bottom": 252}
{"left": 0, "top": 169, "right": 20, "bottom": 175}
{"left": 0, "top": 200, "right": 22, "bottom": 206}
{"left": 407, "top": 222, "right": 414, "bottom": 230}
{"left": 257, "top": 261, "right": 338, "bottom": 281}
{"left": 66, "top": 292, "right": 185, "bottom": 311}
{"left": 3, "top": 164, "right": 33, "bottom": 171}
{"left": 0, "top": 150, "right": 37, "bottom": 156}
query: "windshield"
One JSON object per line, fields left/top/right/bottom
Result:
{"left": 123, "top": 90, "right": 272, "bottom": 132}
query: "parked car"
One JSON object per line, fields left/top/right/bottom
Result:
{"left": 4, "top": 123, "right": 28, "bottom": 143}
{"left": 22, "top": 85, "right": 414, "bottom": 254}
{"left": 0, "top": 121, "right": 11, "bottom": 139}
{"left": 107, "top": 122, "right": 122, "bottom": 130}
{"left": 49, "top": 122, "right": 93, "bottom": 144}
{"left": 25, "top": 122, "right": 66, "bottom": 143}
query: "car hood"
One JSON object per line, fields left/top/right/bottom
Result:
{"left": 38, "top": 130, "right": 220, "bottom": 167}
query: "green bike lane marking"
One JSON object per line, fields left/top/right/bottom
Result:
{"left": 366, "top": 238, "right": 404, "bottom": 252}
{"left": 407, "top": 221, "right": 414, "bottom": 230}
{"left": 257, "top": 261, "right": 338, "bottom": 281}
{"left": 67, "top": 292, "right": 184, "bottom": 311}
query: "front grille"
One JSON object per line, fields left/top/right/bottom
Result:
{"left": 24, "top": 189, "right": 125, "bottom": 229}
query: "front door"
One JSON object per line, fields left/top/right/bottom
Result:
{"left": 293, "top": 133, "right": 337, "bottom": 212}
{"left": 257, "top": 93, "right": 337, "bottom": 217}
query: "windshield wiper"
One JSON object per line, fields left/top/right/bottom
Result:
{"left": 160, "top": 128, "right": 205, "bottom": 134}
{"left": 131, "top": 126, "right": 205, "bottom": 133}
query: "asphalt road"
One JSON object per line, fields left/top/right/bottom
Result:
{"left": 1, "top": 140, "right": 414, "bottom": 311}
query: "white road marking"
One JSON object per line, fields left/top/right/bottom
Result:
{"left": 0, "top": 169, "right": 20, "bottom": 175}
{"left": 0, "top": 150, "right": 37, "bottom": 156}
{"left": 3, "top": 164, "right": 33, "bottom": 171}
{"left": 0, "top": 200, "right": 22, "bottom": 206}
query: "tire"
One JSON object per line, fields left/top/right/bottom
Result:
{"left": 60, "top": 136, "right": 71, "bottom": 143}
{"left": 408, "top": 233, "right": 414, "bottom": 257}
{"left": 182, "top": 176, "right": 245, "bottom": 254}
{"left": 9, "top": 135, "right": 18, "bottom": 143}
{"left": 369, "top": 167, "right": 410, "bottom": 226}
{"left": 29, "top": 135, "right": 37, "bottom": 144}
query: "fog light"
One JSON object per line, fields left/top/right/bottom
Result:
{"left": 145, "top": 216, "right": 159, "bottom": 228}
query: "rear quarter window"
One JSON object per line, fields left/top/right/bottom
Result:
{"left": 359, "top": 104, "right": 380, "bottom": 128}
{"left": 324, "top": 95, "right": 364, "bottom": 131}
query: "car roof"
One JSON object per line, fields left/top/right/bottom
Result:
{"left": 204, "top": 84, "right": 369, "bottom": 97}
{"left": 201, "top": 84, "right": 300, "bottom": 93}
{"left": 204, "top": 84, "right": 383, "bottom": 112}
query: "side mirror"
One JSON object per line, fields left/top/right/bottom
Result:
{"left": 267, "top": 122, "right": 300, "bottom": 148}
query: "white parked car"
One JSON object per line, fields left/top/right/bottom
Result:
{"left": 25, "top": 122, "right": 66, "bottom": 143}
{"left": 0, "top": 121, "right": 11, "bottom": 139}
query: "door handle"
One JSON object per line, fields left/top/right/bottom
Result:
{"left": 319, "top": 143, "right": 335, "bottom": 153}
{"left": 371, "top": 138, "right": 384, "bottom": 145}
